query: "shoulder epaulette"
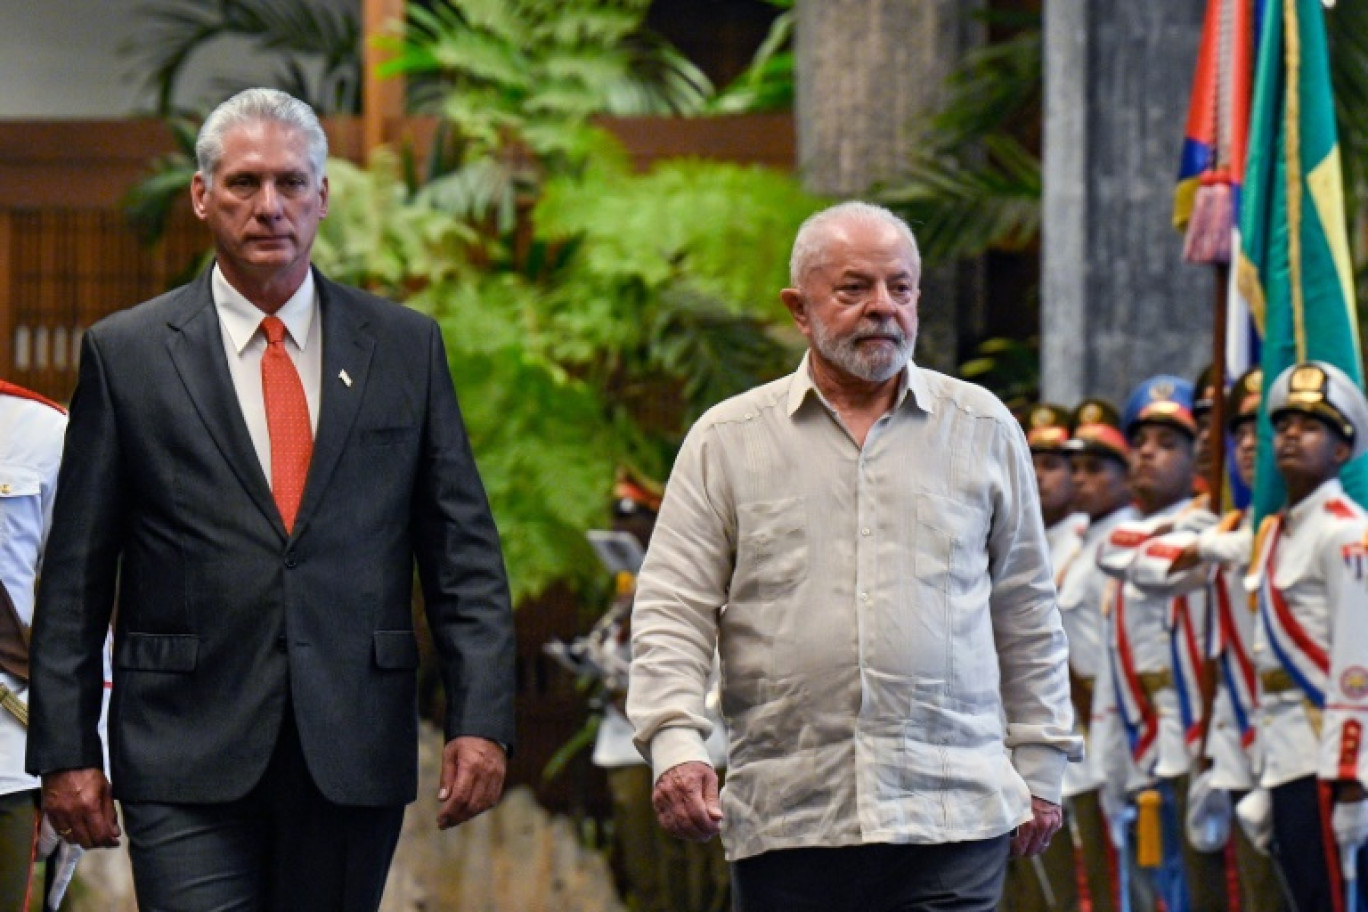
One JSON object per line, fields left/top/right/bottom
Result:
{"left": 1250, "top": 515, "right": 1280, "bottom": 565}
{"left": 1325, "top": 498, "right": 1357, "bottom": 520}
{"left": 1216, "top": 509, "right": 1245, "bottom": 533}
{"left": 0, "top": 380, "right": 65, "bottom": 415}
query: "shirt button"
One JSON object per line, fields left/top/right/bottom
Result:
{"left": 861, "top": 528, "right": 871, "bottom": 536}
{"left": 859, "top": 591, "right": 870, "bottom": 602}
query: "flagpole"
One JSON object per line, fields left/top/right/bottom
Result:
{"left": 1194, "top": 261, "right": 1230, "bottom": 775}
{"left": 1209, "top": 266, "right": 1229, "bottom": 507}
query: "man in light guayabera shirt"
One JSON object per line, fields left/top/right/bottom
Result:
{"left": 627, "top": 200, "right": 1081, "bottom": 912}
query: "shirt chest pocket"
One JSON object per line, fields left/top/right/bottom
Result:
{"left": 914, "top": 494, "right": 989, "bottom": 599}
{"left": 736, "top": 497, "right": 809, "bottom": 603}
{"left": 0, "top": 463, "right": 43, "bottom": 546}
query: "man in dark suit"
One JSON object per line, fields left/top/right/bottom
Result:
{"left": 25, "top": 87, "right": 515, "bottom": 910}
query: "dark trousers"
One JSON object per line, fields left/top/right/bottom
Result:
{"left": 732, "top": 836, "right": 1010, "bottom": 912}
{"left": 122, "top": 711, "right": 404, "bottom": 912}
{"left": 1270, "top": 775, "right": 1368, "bottom": 912}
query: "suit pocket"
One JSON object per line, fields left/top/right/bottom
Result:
{"left": 372, "top": 630, "right": 419, "bottom": 670}
{"left": 115, "top": 633, "right": 199, "bottom": 673}
{"left": 359, "top": 425, "right": 417, "bottom": 448}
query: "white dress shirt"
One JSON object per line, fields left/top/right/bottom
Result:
{"left": 212, "top": 265, "right": 322, "bottom": 486}
{"left": 628, "top": 353, "right": 1079, "bottom": 861}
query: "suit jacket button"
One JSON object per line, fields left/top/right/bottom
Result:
{"left": 276, "top": 636, "right": 288, "bottom": 653}
{"left": 284, "top": 555, "right": 298, "bottom": 568}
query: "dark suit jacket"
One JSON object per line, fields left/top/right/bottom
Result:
{"left": 25, "top": 268, "right": 515, "bottom": 807}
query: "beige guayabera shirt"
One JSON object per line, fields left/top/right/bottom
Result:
{"left": 628, "top": 353, "right": 1081, "bottom": 861}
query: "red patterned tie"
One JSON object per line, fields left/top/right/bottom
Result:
{"left": 260, "top": 316, "right": 312, "bottom": 533}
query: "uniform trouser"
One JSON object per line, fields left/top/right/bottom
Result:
{"left": 732, "top": 836, "right": 1010, "bottom": 912}
{"left": 1073, "top": 790, "right": 1119, "bottom": 912}
{"left": 122, "top": 710, "right": 404, "bottom": 912}
{"left": 1270, "top": 775, "right": 1368, "bottom": 912}
{"left": 1171, "top": 774, "right": 1230, "bottom": 912}
{"left": 1228, "top": 790, "right": 1291, "bottom": 912}
{"left": 606, "top": 764, "right": 729, "bottom": 912}
{"left": 0, "top": 788, "right": 39, "bottom": 911}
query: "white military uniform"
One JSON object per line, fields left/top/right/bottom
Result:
{"left": 1058, "top": 505, "right": 1136, "bottom": 796}
{"left": 1246, "top": 478, "right": 1368, "bottom": 791}
{"left": 1196, "top": 512, "right": 1261, "bottom": 791}
{"left": 0, "top": 385, "right": 67, "bottom": 799}
{"left": 1094, "top": 500, "right": 1217, "bottom": 787}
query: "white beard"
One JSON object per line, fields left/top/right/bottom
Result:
{"left": 809, "top": 312, "right": 914, "bottom": 383}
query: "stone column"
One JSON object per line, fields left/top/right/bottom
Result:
{"left": 1042, "top": 0, "right": 1214, "bottom": 406}
{"left": 794, "top": 0, "right": 985, "bottom": 374}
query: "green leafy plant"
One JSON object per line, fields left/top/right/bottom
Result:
{"left": 313, "top": 146, "right": 819, "bottom": 602}
{"left": 958, "top": 336, "right": 1040, "bottom": 415}
{"left": 706, "top": 0, "right": 795, "bottom": 114}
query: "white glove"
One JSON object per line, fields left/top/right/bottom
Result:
{"left": 1100, "top": 787, "right": 1132, "bottom": 849}
{"left": 1333, "top": 799, "right": 1368, "bottom": 879}
{"left": 35, "top": 815, "right": 84, "bottom": 908}
{"left": 1185, "top": 769, "right": 1232, "bottom": 853}
{"left": 1235, "top": 788, "right": 1273, "bottom": 855}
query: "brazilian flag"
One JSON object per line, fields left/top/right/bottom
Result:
{"left": 1235, "top": 0, "right": 1365, "bottom": 522}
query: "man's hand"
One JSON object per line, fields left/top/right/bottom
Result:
{"left": 1010, "top": 796, "right": 1063, "bottom": 858}
{"left": 40, "top": 768, "right": 120, "bottom": 849}
{"left": 1167, "top": 542, "right": 1204, "bottom": 576}
{"left": 652, "top": 760, "right": 722, "bottom": 842}
{"left": 436, "top": 736, "right": 507, "bottom": 830}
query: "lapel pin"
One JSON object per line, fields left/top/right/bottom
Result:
{"left": 339, "top": 369, "right": 353, "bottom": 388}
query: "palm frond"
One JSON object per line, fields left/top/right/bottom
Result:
{"left": 880, "top": 136, "right": 1041, "bottom": 262}
{"left": 707, "top": 9, "right": 794, "bottom": 114}
{"left": 126, "top": 0, "right": 361, "bottom": 115}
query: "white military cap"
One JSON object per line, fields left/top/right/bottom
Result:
{"left": 1267, "top": 360, "right": 1368, "bottom": 460}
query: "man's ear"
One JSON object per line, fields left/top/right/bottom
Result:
{"left": 190, "top": 172, "right": 208, "bottom": 220}
{"left": 780, "top": 288, "right": 807, "bottom": 329}
{"left": 1334, "top": 436, "right": 1353, "bottom": 468}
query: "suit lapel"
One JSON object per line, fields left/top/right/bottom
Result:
{"left": 165, "top": 275, "right": 282, "bottom": 534}
{"left": 292, "top": 274, "right": 375, "bottom": 538}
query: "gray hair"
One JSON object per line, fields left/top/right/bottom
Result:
{"left": 195, "top": 88, "right": 328, "bottom": 189}
{"left": 788, "top": 201, "right": 922, "bottom": 287}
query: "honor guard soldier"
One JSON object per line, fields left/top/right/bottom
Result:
{"left": 0, "top": 381, "right": 94, "bottom": 910}
{"left": 1057, "top": 398, "right": 1139, "bottom": 912}
{"left": 1162, "top": 368, "right": 1290, "bottom": 912}
{"left": 1092, "top": 375, "right": 1224, "bottom": 912}
{"left": 1003, "top": 404, "right": 1090, "bottom": 912}
{"left": 1193, "top": 365, "right": 1219, "bottom": 497}
{"left": 1245, "top": 361, "right": 1368, "bottom": 912}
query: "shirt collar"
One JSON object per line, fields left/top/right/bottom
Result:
{"left": 784, "top": 350, "right": 932, "bottom": 417}
{"left": 1284, "top": 476, "right": 1346, "bottom": 531}
{"left": 212, "top": 264, "right": 318, "bottom": 355}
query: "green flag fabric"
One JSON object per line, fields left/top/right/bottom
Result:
{"left": 1235, "top": 0, "right": 1364, "bottom": 523}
